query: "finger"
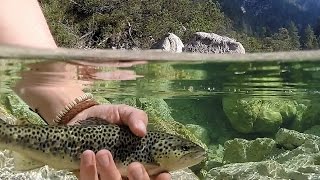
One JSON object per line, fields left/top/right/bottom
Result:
{"left": 80, "top": 150, "right": 99, "bottom": 180}
{"left": 151, "top": 173, "right": 171, "bottom": 180}
{"left": 96, "top": 149, "right": 122, "bottom": 180}
{"left": 74, "top": 104, "right": 148, "bottom": 137}
{"left": 127, "top": 162, "right": 150, "bottom": 180}
{"left": 116, "top": 104, "right": 148, "bottom": 137}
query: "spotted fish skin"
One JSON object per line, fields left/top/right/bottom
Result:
{"left": 0, "top": 118, "right": 206, "bottom": 176}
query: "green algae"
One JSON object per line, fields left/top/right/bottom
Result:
{"left": 0, "top": 93, "right": 46, "bottom": 125}
{"left": 222, "top": 97, "right": 302, "bottom": 134}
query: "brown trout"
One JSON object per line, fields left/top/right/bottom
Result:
{"left": 0, "top": 118, "right": 206, "bottom": 177}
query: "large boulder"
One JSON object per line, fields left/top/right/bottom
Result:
{"left": 151, "top": 33, "right": 184, "bottom": 53}
{"left": 223, "top": 138, "right": 277, "bottom": 164}
{"left": 222, "top": 97, "right": 300, "bottom": 134}
{"left": 184, "top": 32, "right": 245, "bottom": 54}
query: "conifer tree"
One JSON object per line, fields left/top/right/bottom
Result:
{"left": 287, "top": 21, "right": 300, "bottom": 50}
{"left": 301, "top": 25, "right": 318, "bottom": 50}
{"left": 271, "top": 28, "right": 291, "bottom": 51}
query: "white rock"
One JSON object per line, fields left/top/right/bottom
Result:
{"left": 184, "top": 32, "right": 245, "bottom": 54}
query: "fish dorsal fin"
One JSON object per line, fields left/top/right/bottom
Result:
{"left": 11, "top": 151, "right": 45, "bottom": 171}
{"left": 75, "top": 117, "right": 110, "bottom": 126}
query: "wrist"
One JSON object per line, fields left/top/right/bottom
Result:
{"left": 53, "top": 93, "right": 99, "bottom": 125}
{"left": 14, "top": 85, "right": 86, "bottom": 124}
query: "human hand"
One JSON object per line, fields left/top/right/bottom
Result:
{"left": 80, "top": 149, "right": 171, "bottom": 180}
{"left": 67, "top": 104, "right": 148, "bottom": 137}
{"left": 67, "top": 104, "right": 171, "bottom": 179}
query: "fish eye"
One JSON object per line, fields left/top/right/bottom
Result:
{"left": 181, "top": 146, "right": 190, "bottom": 151}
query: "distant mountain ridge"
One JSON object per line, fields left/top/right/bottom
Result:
{"left": 291, "top": 0, "right": 320, "bottom": 11}
{"left": 218, "top": 0, "right": 320, "bottom": 34}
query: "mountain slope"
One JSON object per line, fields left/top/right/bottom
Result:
{"left": 218, "top": 0, "right": 320, "bottom": 34}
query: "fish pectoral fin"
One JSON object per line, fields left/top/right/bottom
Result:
{"left": 12, "top": 151, "right": 45, "bottom": 171}
{"left": 143, "top": 164, "right": 165, "bottom": 176}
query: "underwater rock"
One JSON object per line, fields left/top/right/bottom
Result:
{"left": 304, "top": 125, "right": 320, "bottom": 137}
{"left": 184, "top": 32, "right": 245, "bottom": 54}
{"left": 275, "top": 128, "right": 319, "bottom": 150}
{"left": 296, "top": 99, "right": 320, "bottom": 131}
{"left": 223, "top": 138, "right": 276, "bottom": 164}
{"left": 165, "top": 98, "right": 235, "bottom": 145}
{"left": 138, "top": 98, "right": 207, "bottom": 149}
{"left": 0, "top": 150, "right": 76, "bottom": 180}
{"left": 222, "top": 97, "right": 299, "bottom": 133}
{"left": 186, "top": 124, "right": 210, "bottom": 145}
{"left": 1, "top": 93, "right": 46, "bottom": 125}
{"left": 205, "top": 128, "right": 320, "bottom": 180}
{"left": 107, "top": 98, "right": 137, "bottom": 107}
{"left": 171, "top": 168, "right": 200, "bottom": 180}
{"left": 205, "top": 159, "right": 320, "bottom": 180}
{"left": 205, "top": 160, "right": 288, "bottom": 179}
{"left": 202, "top": 144, "right": 224, "bottom": 171}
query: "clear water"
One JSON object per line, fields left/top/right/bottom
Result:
{"left": 1, "top": 53, "right": 320, "bottom": 179}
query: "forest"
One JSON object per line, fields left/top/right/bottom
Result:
{"left": 40, "top": 0, "right": 320, "bottom": 53}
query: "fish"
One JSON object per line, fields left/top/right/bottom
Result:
{"left": 0, "top": 117, "right": 206, "bottom": 177}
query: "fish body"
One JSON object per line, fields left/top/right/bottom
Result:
{"left": 0, "top": 118, "right": 206, "bottom": 176}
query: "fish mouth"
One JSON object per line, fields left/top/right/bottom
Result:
{"left": 194, "top": 150, "right": 207, "bottom": 160}
{"left": 185, "top": 150, "right": 207, "bottom": 161}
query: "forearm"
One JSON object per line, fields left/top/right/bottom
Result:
{"left": 0, "top": 0, "right": 87, "bottom": 124}
{"left": 14, "top": 62, "right": 87, "bottom": 124}
{"left": 0, "top": 0, "right": 57, "bottom": 48}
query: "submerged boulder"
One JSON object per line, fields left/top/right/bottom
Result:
{"left": 222, "top": 97, "right": 300, "bottom": 134}
{"left": 275, "top": 128, "right": 317, "bottom": 149}
{"left": 223, "top": 138, "right": 277, "bottom": 164}
{"left": 184, "top": 32, "right": 245, "bottom": 54}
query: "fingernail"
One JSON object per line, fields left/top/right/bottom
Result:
{"left": 97, "top": 151, "right": 110, "bottom": 167}
{"left": 136, "top": 121, "right": 146, "bottom": 135}
{"left": 131, "top": 166, "right": 144, "bottom": 179}
{"left": 82, "top": 150, "right": 94, "bottom": 166}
